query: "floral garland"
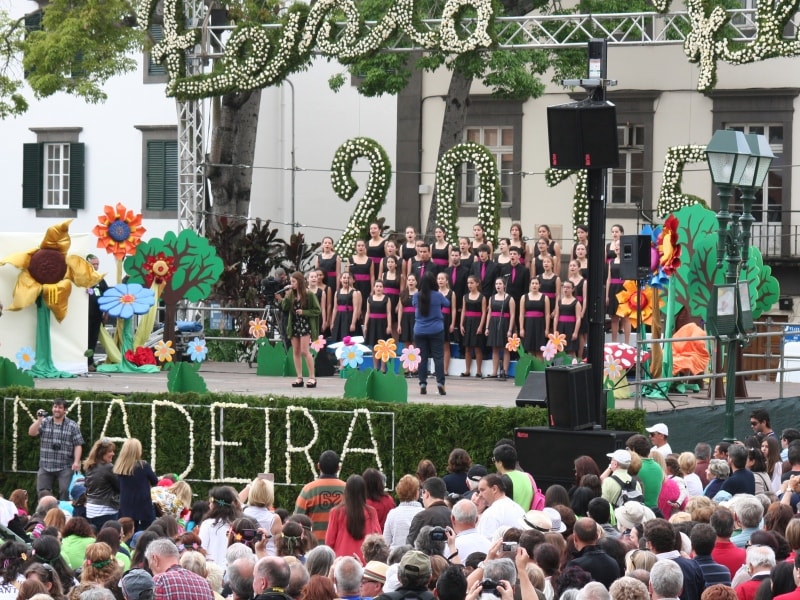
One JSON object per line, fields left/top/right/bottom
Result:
{"left": 151, "top": 400, "right": 195, "bottom": 480}
{"left": 545, "top": 168, "right": 588, "bottom": 240}
{"left": 147, "top": 0, "right": 495, "bottom": 100}
{"left": 657, "top": 145, "right": 708, "bottom": 217}
{"left": 98, "top": 399, "right": 132, "bottom": 442}
{"left": 285, "top": 406, "right": 320, "bottom": 484}
{"left": 435, "top": 141, "right": 501, "bottom": 249}
{"left": 331, "top": 137, "right": 392, "bottom": 256}
{"left": 339, "top": 408, "right": 384, "bottom": 474}
{"left": 209, "top": 402, "right": 250, "bottom": 483}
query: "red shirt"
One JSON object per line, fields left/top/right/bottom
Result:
{"left": 712, "top": 539, "right": 746, "bottom": 578}
{"left": 325, "top": 504, "right": 381, "bottom": 562}
{"left": 368, "top": 495, "right": 396, "bottom": 529}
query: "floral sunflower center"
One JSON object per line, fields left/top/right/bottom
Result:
{"left": 108, "top": 220, "right": 131, "bottom": 243}
{"left": 28, "top": 248, "right": 68, "bottom": 284}
{"left": 152, "top": 260, "right": 171, "bottom": 277}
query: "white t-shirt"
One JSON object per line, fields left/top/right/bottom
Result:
{"left": 477, "top": 496, "right": 524, "bottom": 539}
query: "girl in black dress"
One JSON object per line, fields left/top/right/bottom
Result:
{"left": 568, "top": 260, "right": 588, "bottom": 359}
{"left": 509, "top": 223, "right": 530, "bottom": 267}
{"left": 606, "top": 239, "right": 631, "bottom": 344}
{"left": 397, "top": 273, "right": 418, "bottom": 346}
{"left": 378, "top": 239, "right": 400, "bottom": 279}
{"left": 607, "top": 223, "right": 624, "bottom": 262}
{"left": 331, "top": 272, "right": 361, "bottom": 343}
{"left": 366, "top": 222, "right": 385, "bottom": 279}
{"left": 281, "top": 272, "right": 321, "bottom": 388}
{"left": 519, "top": 277, "right": 549, "bottom": 357}
{"left": 571, "top": 224, "right": 589, "bottom": 260}
{"left": 307, "top": 270, "right": 327, "bottom": 335}
{"left": 537, "top": 255, "right": 561, "bottom": 328}
{"left": 575, "top": 243, "right": 589, "bottom": 280}
{"left": 531, "top": 238, "right": 551, "bottom": 278}
{"left": 381, "top": 255, "right": 402, "bottom": 339}
{"left": 437, "top": 272, "right": 457, "bottom": 375}
{"left": 554, "top": 280, "right": 582, "bottom": 357}
{"left": 484, "top": 277, "right": 515, "bottom": 380}
{"left": 460, "top": 275, "right": 486, "bottom": 378}
{"left": 495, "top": 238, "right": 512, "bottom": 267}
{"left": 364, "top": 281, "right": 392, "bottom": 371}
{"left": 537, "top": 224, "right": 562, "bottom": 275}
{"left": 472, "top": 223, "right": 493, "bottom": 256}
{"left": 458, "top": 237, "right": 475, "bottom": 270}
{"left": 402, "top": 226, "right": 418, "bottom": 278}
{"left": 316, "top": 236, "right": 340, "bottom": 293}
{"left": 431, "top": 226, "right": 451, "bottom": 273}
{"left": 349, "top": 240, "right": 373, "bottom": 319}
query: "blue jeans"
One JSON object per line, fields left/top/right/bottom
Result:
{"left": 415, "top": 330, "right": 445, "bottom": 387}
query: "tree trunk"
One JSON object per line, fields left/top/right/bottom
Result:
{"left": 206, "top": 89, "right": 262, "bottom": 233}
{"left": 423, "top": 70, "right": 473, "bottom": 241}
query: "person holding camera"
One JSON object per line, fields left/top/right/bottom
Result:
{"left": 28, "top": 398, "right": 84, "bottom": 501}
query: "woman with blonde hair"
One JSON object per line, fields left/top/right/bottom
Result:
{"left": 241, "top": 478, "right": 282, "bottom": 556}
{"left": 80, "top": 542, "right": 122, "bottom": 586}
{"left": 83, "top": 438, "right": 119, "bottom": 530}
{"left": 44, "top": 507, "right": 66, "bottom": 531}
{"left": 113, "top": 438, "right": 158, "bottom": 531}
{"left": 281, "top": 271, "right": 321, "bottom": 389}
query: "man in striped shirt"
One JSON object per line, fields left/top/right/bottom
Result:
{"left": 293, "top": 450, "right": 346, "bottom": 543}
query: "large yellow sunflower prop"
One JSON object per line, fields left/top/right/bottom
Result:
{"left": 615, "top": 280, "right": 663, "bottom": 328}
{"left": 0, "top": 220, "right": 102, "bottom": 322}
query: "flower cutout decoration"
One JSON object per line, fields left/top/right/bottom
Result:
{"left": 373, "top": 338, "right": 397, "bottom": 362}
{"left": 541, "top": 341, "right": 557, "bottom": 361}
{"left": 142, "top": 252, "right": 176, "bottom": 289}
{"left": 400, "top": 345, "right": 422, "bottom": 372}
{"left": 249, "top": 318, "right": 268, "bottom": 339}
{"left": 657, "top": 215, "right": 682, "bottom": 276}
{"left": 0, "top": 220, "right": 102, "bottom": 322}
{"left": 310, "top": 336, "right": 327, "bottom": 352}
{"left": 188, "top": 337, "right": 208, "bottom": 362}
{"left": 92, "top": 203, "right": 146, "bottom": 260}
{"left": 125, "top": 346, "right": 157, "bottom": 366}
{"left": 616, "top": 282, "right": 662, "bottom": 327}
{"left": 505, "top": 334, "right": 521, "bottom": 353}
{"left": 16, "top": 347, "right": 35, "bottom": 370}
{"left": 548, "top": 332, "right": 567, "bottom": 353}
{"left": 342, "top": 345, "right": 364, "bottom": 369}
{"left": 604, "top": 356, "right": 623, "bottom": 381}
{"left": 154, "top": 340, "right": 176, "bottom": 363}
{"left": 98, "top": 283, "right": 156, "bottom": 319}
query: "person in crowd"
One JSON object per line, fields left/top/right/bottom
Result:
{"left": 493, "top": 444, "right": 533, "bottom": 510}
{"left": 554, "top": 279, "right": 581, "bottom": 358}
{"left": 609, "top": 576, "right": 649, "bottom": 600}
{"left": 293, "top": 450, "right": 346, "bottom": 543}
{"left": 120, "top": 568, "right": 154, "bottom": 600}
{"left": 762, "top": 436, "right": 783, "bottom": 492}
{"left": 710, "top": 508, "right": 747, "bottom": 579}
{"left": 679, "top": 452, "right": 704, "bottom": 498}
{"left": 436, "top": 272, "right": 457, "bottom": 375}
{"left": 442, "top": 449, "right": 472, "bottom": 496}
{"left": 381, "top": 255, "right": 402, "bottom": 340}
{"left": 477, "top": 474, "right": 524, "bottom": 539}
{"left": 502, "top": 246, "right": 529, "bottom": 301}
{"left": 471, "top": 224, "right": 493, "bottom": 257}
{"left": 413, "top": 272, "right": 449, "bottom": 396}
{"left": 747, "top": 446, "right": 773, "bottom": 495}
{"left": 519, "top": 277, "right": 549, "bottom": 358}
{"left": 253, "top": 556, "right": 293, "bottom": 600}
{"left": 306, "top": 270, "right": 327, "bottom": 336}
{"left": 24, "top": 563, "right": 66, "bottom": 600}
{"left": 397, "top": 273, "right": 418, "bottom": 352}
{"left": 241, "top": 478, "right": 282, "bottom": 556}
{"left": 470, "top": 243, "right": 498, "bottom": 298}
{"left": 750, "top": 409, "right": 778, "bottom": 441}
{"left": 645, "top": 519, "right": 706, "bottom": 600}
{"left": 80, "top": 541, "right": 122, "bottom": 587}
{"left": 325, "top": 474, "right": 381, "bottom": 563}
{"left": 601, "top": 450, "right": 640, "bottom": 507}
{"left": 705, "top": 459, "right": 731, "bottom": 499}
{"left": 566, "top": 259, "right": 588, "bottom": 359}
{"left": 460, "top": 274, "right": 486, "bottom": 377}
{"left": 199, "top": 486, "right": 241, "bottom": 567}
{"left": 719, "top": 445, "right": 756, "bottom": 498}
{"left": 781, "top": 430, "right": 800, "bottom": 463}
{"left": 495, "top": 237, "right": 512, "bottom": 267}
{"left": 406, "top": 477, "right": 451, "bottom": 546}
{"left": 281, "top": 271, "right": 321, "bottom": 389}
{"left": 536, "top": 255, "right": 560, "bottom": 327}
{"left": 61, "top": 516, "right": 96, "bottom": 570}
{"left": 146, "top": 538, "right": 214, "bottom": 600}
{"left": 330, "top": 271, "right": 361, "bottom": 343}
{"left": 364, "top": 280, "right": 392, "bottom": 372}
{"left": 366, "top": 222, "right": 386, "bottom": 279}
{"left": 410, "top": 241, "right": 434, "bottom": 281}
{"left": 445, "top": 499, "right": 489, "bottom": 560}
{"left": 691, "top": 523, "right": 732, "bottom": 587}
{"left": 647, "top": 424, "right": 673, "bottom": 457}
{"left": 484, "top": 277, "right": 514, "bottom": 381}
{"left": 566, "top": 517, "right": 620, "bottom": 589}
{"left": 332, "top": 556, "right": 363, "bottom": 600}
{"left": 30, "top": 535, "right": 75, "bottom": 595}
{"left": 735, "top": 545, "right": 776, "bottom": 600}
{"left": 649, "top": 560, "right": 684, "bottom": 600}
{"left": 445, "top": 247, "right": 469, "bottom": 325}
{"left": 0, "top": 540, "right": 27, "bottom": 598}
{"left": 316, "top": 236, "right": 340, "bottom": 295}
{"left": 363, "top": 468, "right": 395, "bottom": 530}
{"left": 537, "top": 225, "right": 561, "bottom": 274}
{"left": 276, "top": 520, "right": 311, "bottom": 562}
{"left": 430, "top": 226, "right": 451, "bottom": 272}
{"left": 696, "top": 442, "right": 713, "bottom": 487}
{"left": 509, "top": 223, "right": 531, "bottom": 264}
{"left": 349, "top": 240, "right": 373, "bottom": 318}
{"left": 401, "top": 227, "right": 418, "bottom": 277}
{"left": 606, "top": 239, "right": 630, "bottom": 345}
{"left": 383, "top": 475, "right": 423, "bottom": 550}
{"left": 730, "top": 496, "right": 763, "bottom": 548}
{"left": 226, "top": 555, "right": 256, "bottom": 600}
{"left": 458, "top": 237, "right": 475, "bottom": 271}
{"left": 361, "top": 560, "right": 387, "bottom": 599}
{"left": 114, "top": 438, "right": 158, "bottom": 532}
{"left": 376, "top": 550, "right": 433, "bottom": 600}
{"left": 83, "top": 438, "right": 119, "bottom": 531}
{"left": 626, "top": 434, "right": 663, "bottom": 509}
{"left": 28, "top": 398, "right": 84, "bottom": 501}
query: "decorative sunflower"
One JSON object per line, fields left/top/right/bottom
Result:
{"left": 142, "top": 252, "right": 176, "bottom": 289}
{"left": 373, "top": 338, "right": 397, "bottom": 362}
{"left": 615, "top": 281, "right": 662, "bottom": 327}
{"left": 92, "top": 203, "right": 146, "bottom": 261}
{"left": 0, "top": 220, "right": 102, "bottom": 322}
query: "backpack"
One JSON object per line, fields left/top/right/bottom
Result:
{"left": 528, "top": 472, "right": 545, "bottom": 511}
{"left": 610, "top": 474, "right": 644, "bottom": 507}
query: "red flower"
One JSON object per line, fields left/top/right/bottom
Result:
{"left": 142, "top": 252, "right": 176, "bottom": 288}
{"left": 657, "top": 215, "right": 682, "bottom": 276}
{"left": 125, "top": 346, "right": 157, "bottom": 366}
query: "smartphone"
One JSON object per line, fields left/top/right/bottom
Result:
{"left": 257, "top": 473, "right": 274, "bottom": 481}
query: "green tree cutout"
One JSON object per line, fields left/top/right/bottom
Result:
{"left": 124, "top": 230, "right": 224, "bottom": 346}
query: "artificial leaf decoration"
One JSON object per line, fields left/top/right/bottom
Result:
{"left": 167, "top": 361, "right": 208, "bottom": 394}
{"left": 0, "top": 357, "right": 35, "bottom": 388}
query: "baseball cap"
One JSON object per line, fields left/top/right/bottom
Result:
{"left": 121, "top": 568, "right": 154, "bottom": 600}
{"left": 363, "top": 561, "right": 388, "bottom": 584}
{"left": 70, "top": 484, "right": 87, "bottom": 501}
{"left": 646, "top": 423, "right": 669, "bottom": 436}
{"left": 606, "top": 449, "right": 632, "bottom": 466}
{"left": 467, "top": 465, "right": 488, "bottom": 482}
{"left": 399, "top": 550, "right": 431, "bottom": 579}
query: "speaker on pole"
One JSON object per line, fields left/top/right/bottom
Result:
{"left": 547, "top": 101, "right": 619, "bottom": 170}
{"left": 546, "top": 363, "right": 595, "bottom": 430}
{"left": 619, "top": 234, "right": 652, "bottom": 281}
{"left": 516, "top": 371, "right": 547, "bottom": 408}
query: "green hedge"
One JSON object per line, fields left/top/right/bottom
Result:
{"left": 1, "top": 387, "right": 645, "bottom": 509}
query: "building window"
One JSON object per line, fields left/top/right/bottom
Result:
{"left": 144, "top": 24, "right": 168, "bottom": 84}
{"left": 610, "top": 124, "right": 645, "bottom": 205}
{"left": 22, "top": 128, "right": 84, "bottom": 215}
{"left": 137, "top": 125, "right": 178, "bottom": 217}
{"left": 462, "top": 127, "right": 514, "bottom": 206}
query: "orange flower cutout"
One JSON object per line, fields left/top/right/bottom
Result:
{"left": 548, "top": 332, "right": 567, "bottom": 353}
{"left": 616, "top": 281, "right": 662, "bottom": 327}
{"left": 373, "top": 338, "right": 398, "bottom": 362}
{"left": 505, "top": 334, "right": 521, "bottom": 352}
{"left": 93, "top": 203, "right": 146, "bottom": 260}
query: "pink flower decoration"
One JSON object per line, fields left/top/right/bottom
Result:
{"left": 311, "top": 336, "right": 327, "bottom": 352}
{"left": 400, "top": 345, "right": 422, "bottom": 372}
{"left": 342, "top": 336, "right": 353, "bottom": 346}
{"left": 541, "top": 341, "right": 557, "bottom": 361}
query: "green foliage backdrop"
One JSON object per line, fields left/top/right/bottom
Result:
{"left": 1, "top": 388, "right": 644, "bottom": 508}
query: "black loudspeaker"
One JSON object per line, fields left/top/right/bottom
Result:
{"left": 619, "top": 234, "right": 652, "bottom": 281}
{"left": 514, "top": 427, "right": 637, "bottom": 490}
{"left": 546, "top": 363, "right": 595, "bottom": 430}
{"left": 547, "top": 101, "right": 619, "bottom": 169}
{"left": 515, "top": 371, "right": 547, "bottom": 408}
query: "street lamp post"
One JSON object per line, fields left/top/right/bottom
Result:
{"left": 705, "top": 129, "right": 773, "bottom": 442}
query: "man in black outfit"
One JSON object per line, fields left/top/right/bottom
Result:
{"left": 253, "top": 557, "right": 293, "bottom": 600}
{"left": 406, "top": 477, "right": 451, "bottom": 545}
{"left": 565, "top": 517, "right": 620, "bottom": 589}
{"left": 411, "top": 242, "right": 435, "bottom": 280}
{"left": 502, "top": 247, "right": 529, "bottom": 300}
{"left": 86, "top": 254, "right": 108, "bottom": 372}
{"left": 470, "top": 244, "right": 498, "bottom": 297}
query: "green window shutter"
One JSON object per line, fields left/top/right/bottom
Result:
{"left": 148, "top": 25, "right": 166, "bottom": 76}
{"left": 68, "top": 142, "right": 85, "bottom": 210}
{"left": 24, "top": 11, "right": 42, "bottom": 33}
{"left": 147, "top": 140, "right": 178, "bottom": 211}
{"left": 22, "top": 143, "right": 43, "bottom": 209}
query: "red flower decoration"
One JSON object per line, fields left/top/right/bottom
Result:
{"left": 657, "top": 215, "right": 682, "bottom": 276}
{"left": 125, "top": 346, "right": 157, "bottom": 366}
{"left": 142, "top": 252, "right": 176, "bottom": 288}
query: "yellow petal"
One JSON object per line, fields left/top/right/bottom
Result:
{"left": 66, "top": 255, "right": 103, "bottom": 288}
{"left": 40, "top": 220, "right": 73, "bottom": 254}
{"left": 8, "top": 270, "right": 43, "bottom": 311}
{"left": 42, "top": 279, "right": 73, "bottom": 322}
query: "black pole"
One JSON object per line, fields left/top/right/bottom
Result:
{"left": 586, "top": 40, "right": 608, "bottom": 428}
